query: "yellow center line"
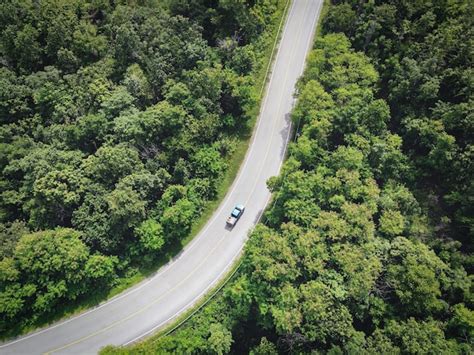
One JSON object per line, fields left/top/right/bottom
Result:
{"left": 45, "top": 1, "right": 310, "bottom": 353}
{"left": 45, "top": 230, "right": 229, "bottom": 354}
{"left": 244, "top": 0, "right": 309, "bottom": 206}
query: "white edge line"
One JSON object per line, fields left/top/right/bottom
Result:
{"left": 174, "top": 0, "right": 296, "bottom": 262}
{"left": 259, "top": 0, "right": 291, "bottom": 99}
{"left": 123, "top": 160, "right": 282, "bottom": 346}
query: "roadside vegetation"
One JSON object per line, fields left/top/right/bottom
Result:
{"left": 0, "top": 0, "right": 288, "bottom": 337}
{"left": 104, "top": 0, "right": 473, "bottom": 353}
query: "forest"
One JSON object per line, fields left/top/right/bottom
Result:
{"left": 0, "top": 0, "right": 286, "bottom": 335}
{"left": 105, "top": 0, "right": 473, "bottom": 353}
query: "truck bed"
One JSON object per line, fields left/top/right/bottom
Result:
{"left": 226, "top": 216, "right": 237, "bottom": 226}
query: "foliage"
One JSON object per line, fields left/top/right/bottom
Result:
{"left": 0, "top": 228, "right": 115, "bottom": 332}
{"left": 0, "top": 0, "right": 282, "bottom": 334}
{"left": 322, "top": 0, "right": 474, "bottom": 255}
{"left": 134, "top": 219, "right": 165, "bottom": 254}
{"left": 208, "top": 323, "right": 233, "bottom": 355}
{"left": 122, "top": 20, "right": 472, "bottom": 353}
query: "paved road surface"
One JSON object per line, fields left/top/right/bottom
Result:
{"left": 1, "top": 1, "right": 322, "bottom": 353}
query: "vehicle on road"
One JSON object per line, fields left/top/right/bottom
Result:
{"left": 226, "top": 204, "right": 245, "bottom": 227}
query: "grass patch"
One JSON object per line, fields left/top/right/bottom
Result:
{"left": 315, "top": 0, "right": 331, "bottom": 38}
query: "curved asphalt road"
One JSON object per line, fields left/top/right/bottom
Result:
{"left": 1, "top": 1, "right": 322, "bottom": 353}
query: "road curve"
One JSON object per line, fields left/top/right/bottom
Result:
{"left": 1, "top": 1, "right": 322, "bottom": 353}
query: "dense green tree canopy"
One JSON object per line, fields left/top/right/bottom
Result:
{"left": 323, "top": 0, "right": 474, "bottom": 253}
{"left": 0, "top": 228, "right": 115, "bottom": 329}
{"left": 2, "top": 0, "right": 472, "bottom": 352}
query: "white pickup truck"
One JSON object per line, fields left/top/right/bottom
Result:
{"left": 226, "top": 204, "right": 245, "bottom": 228}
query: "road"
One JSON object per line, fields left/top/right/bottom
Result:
{"left": 1, "top": 1, "right": 322, "bottom": 353}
